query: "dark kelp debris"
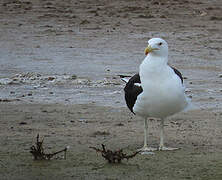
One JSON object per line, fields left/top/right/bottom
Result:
{"left": 90, "top": 144, "right": 140, "bottom": 163}
{"left": 30, "top": 134, "right": 69, "bottom": 160}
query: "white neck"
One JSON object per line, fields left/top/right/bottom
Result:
{"left": 144, "top": 54, "right": 168, "bottom": 67}
{"left": 139, "top": 55, "right": 168, "bottom": 81}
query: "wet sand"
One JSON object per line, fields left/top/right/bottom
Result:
{"left": 0, "top": 0, "right": 222, "bottom": 179}
{"left": 1, "top": 104, "right": 222, "bottom": 179}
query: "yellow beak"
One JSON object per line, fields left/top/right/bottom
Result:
{"left": 144, "top": 45, "right": 154, "bottom": 55}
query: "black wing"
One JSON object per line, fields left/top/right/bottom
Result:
{"left": 171, "top": 66, "right": 183, "bottom": 84}
{"left": 124, "top": 73, "right": 143, "bottom": 114}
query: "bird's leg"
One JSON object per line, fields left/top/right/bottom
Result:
{"left": 137, "top": 118, "right": 156, "bottom": 154}
{"left": 159, "top": 118, "right": 164, "bottom": 149}
{"left": 158, "top": 118, "right": 179, "bottom": 151}
{"left": 144, "top": 118, "right": 148, "bottom": 147}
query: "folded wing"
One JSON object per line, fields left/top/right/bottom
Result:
{"left": 123, "top": 74, "right": 143, "bottom": 114}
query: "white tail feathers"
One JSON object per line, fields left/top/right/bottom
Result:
{"left": 121, "top": 77, "right": 130, "bottom": 83}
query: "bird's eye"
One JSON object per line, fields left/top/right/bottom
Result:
{"left": 158, "top": 42, "right": 162, "bottom": 46}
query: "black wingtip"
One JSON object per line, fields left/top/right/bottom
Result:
{"left": 117, "top": 74, "right": 132, "bottom": 78}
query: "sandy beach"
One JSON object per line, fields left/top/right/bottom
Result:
{"left": 0, "top": 0, "right": 222, "bottom": 179}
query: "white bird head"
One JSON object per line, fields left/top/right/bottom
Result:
{"left": 144, "top": 38, "right": 168, "bottom": 58}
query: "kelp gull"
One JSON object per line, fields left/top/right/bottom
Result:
{"left": 122, "top": 38, "right": 189, "bottom": 153}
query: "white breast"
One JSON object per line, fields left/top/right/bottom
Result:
{"left": 133, "top": 58, "right": 188, "bottom": 118}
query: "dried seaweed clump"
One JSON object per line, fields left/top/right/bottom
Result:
{"left": 30, "top": 134, "right": 69, "bottom": 160}
{"left": 90, "top": 144, "right": 139, "bottom": 163}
